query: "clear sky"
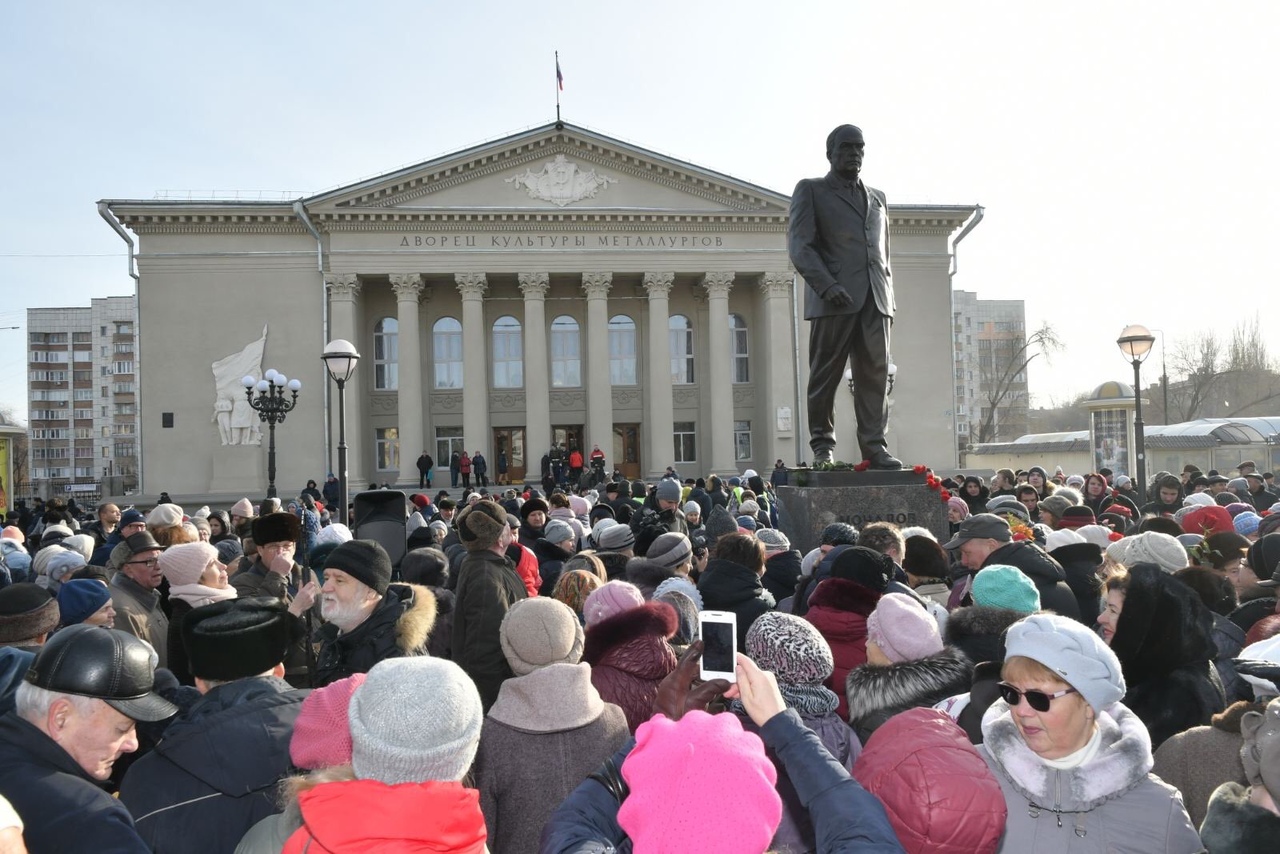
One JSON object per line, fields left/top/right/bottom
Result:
{"left": 3, "top": 1, "right": 1277, "bottom": 425}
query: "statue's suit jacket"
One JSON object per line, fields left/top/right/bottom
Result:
{"left": 788, "top": 174, "right": 895, "bottom": 321}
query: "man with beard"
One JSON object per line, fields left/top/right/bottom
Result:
{"left": 311, "top": 540, "right": 437, "bottom": 688}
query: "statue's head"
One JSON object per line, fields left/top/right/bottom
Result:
{"left": 826, "top": 125, "right": 865, "bottom": 178}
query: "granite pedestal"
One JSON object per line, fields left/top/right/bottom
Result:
{"left": 775, "top": 469, "right": 949, "bottom": 554}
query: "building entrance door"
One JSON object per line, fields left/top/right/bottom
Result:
{"left": 492, "top": 428, "right": 525, "bottom": 485}
{"left": 613, "top": 423, "right": 641, "bottom": 480}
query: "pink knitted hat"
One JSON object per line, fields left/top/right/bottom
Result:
{"left": 867, "top": 592, "right": 944, "bottom": 663}
{"left": 159, "top": 542, "right": 219, "bottom": 587}
{"left": 290, "top": 673, "right": 367, "bottom": 770}
{"left": 619, "top": 710, "right": 781, "bottom": 853}
{"left": 582, "top": 580, "right": 645, "bottom": 627}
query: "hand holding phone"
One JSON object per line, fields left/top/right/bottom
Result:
{"left": 698, "top": 611, "right": 737, "bottom": 683}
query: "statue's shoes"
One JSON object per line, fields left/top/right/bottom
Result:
{"left": 866, "top": 451, "right": 903, "bottom": 470}
{"left": 813, "top": 448, "right": 834, "bottom": 465}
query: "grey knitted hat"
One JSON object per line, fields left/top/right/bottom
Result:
{"left": 349, "top": 658, "right": 483, "bottom": 784}
{"left": 655, "top": 479, "right": 682, "bottom": 503}
{"left": 653, "top": 576, "right": 703, "bottom": 611}
{"left": 757, "top": 529, "right": 791, "bottom": 553}
{"left": 542, "top": 518, "right": 576, "bottom": 547}
{"left": 1039, "top": 494, "right": 1074, "bottom": 521}
{"left": 645, "top": 532, "right": 692, "bottom": 570}
{"left": 500, "top": 598, "right": 584, "bottom": 675}
{"left": 704, "top": 506, "right": 738, "bottom": 542}
{"left": 597, "top": 524, "right": 636, "bottom": 552}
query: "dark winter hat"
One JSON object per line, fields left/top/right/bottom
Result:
{"left": 324, "top": 540, "right": 393, "bottom": 596}
{"left": 1252, "top": 534, "right": 1280, "bottom": 587}
{"left": 830, "top": 546, "right": 894, "bottom": 593}
{"left": 0, "top": 583, "right": 61, "bottom": 643}
{"left": 735, "top": 515, "right": 758, "bottom": 532}
{"left": 519, "top": 497, "right": 549, "bottom": 520}
{"left": 119, "top": 508, "right": 147, "bottom": 529}
{"left": 56, "top": 579, "right": 112, "bottom": 627}
{"left": 655, "top": 479, "right": 682, "bottom": 503}
{"left": 215, "top": 538, "right": 244, "bottom": 564}
{"left": 704, "top": 506, "right": 739, "bottom": 543}
{"left": 252, "top": 512, "right": 301, "bottom": 547}
{"left": 456, "top": 500, "right": 509, "bottom": 552}
{"left": 645, "top": 532, "right": 692, "bottom": 571}
{"left": 124, "top": 530, "right": 164, "bottom": 555}
{"left": 1058, "top": 506, "right": 1096, "bottom": 530}
{"left": 820, "top": 523, "right": 859, "bottom": 547}
{"left": 183, "top": 597, "right": 304, "bottom": 681}
{"left": 26, "top": 624, "right": 178, "bottom": 721}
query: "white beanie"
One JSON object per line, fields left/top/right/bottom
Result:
{"left": 1044, "top": 529, "right": 1085, "bottom": 554}
{"left": 1105, "top": 532, "right": 1188, "bottom": 574}
{"left": 349, "top": 658, "right": 482, "bottom": 785}
{"left": 1182, "top": 493, "right": 1215, "bottom": 508}
{"left": 1075, "top": 525, "right": 1115, "bottom": 550}
{"left": 147, "top": 503, "right": 184, "bottom": 529}
{"left": 683, "top": 502, "right": 701, "bottom": 516}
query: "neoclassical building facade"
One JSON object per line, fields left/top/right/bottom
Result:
{"left": 103, "top": 123, "right": 977, "bottom": 499}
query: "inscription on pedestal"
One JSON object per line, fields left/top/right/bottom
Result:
{"left": 775, "top": 470, "right": 948, "bottom": 554}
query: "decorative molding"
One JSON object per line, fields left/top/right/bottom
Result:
{"left": 642, "top": 271, "right": 675, "bottom": 298}
{"left": 455, "top": 272, "right": 488, "bottom": 299}
{"left": 489, "top": 391, "right": 526, "bottom": 412}
{"left": 325, "top": 273, "right": 361, "bottom": 299}
{"left": 673, "top": 387, "right": 699, "bottom": 406}
{"left": 732, "top": 386, "right": 756, "bottom": 406}
{"left": 612, "top": 388, "right": 641, "bottom": 406}
{"left": 319, "top": 213, "right": 787, "bottom": 233}
{"left": 389, "top": 273, "right": 424, "bottom": 301}
{"left": 701, "top": 271, "right": 736, "bottom": 297}
{"left": 581, "top": 272, "right": 613, "bottom": 299}
{"left": 518, "top": 272, "right": 550, "bottom": 299}
{"left": 433, "top": 393, "right": 463, "bottom": 411}
{"left": 370, "top": 394, "right": 398, "bottom": 414}
{"left": 759, "top": 272, "right": 793, "bottom": 296}
{"left": 550, "top": 390, "right": 586, "bottom": 408}
{"left": 504, "top": 154, "right": 617, "bottom": 207}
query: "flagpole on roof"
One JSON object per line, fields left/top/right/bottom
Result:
{"left": 555, "top": 51, "right": 563, "bottom": 127}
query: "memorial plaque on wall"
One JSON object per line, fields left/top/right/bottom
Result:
{"left": 775, "top": 469, "right": 949, "bottom": 554}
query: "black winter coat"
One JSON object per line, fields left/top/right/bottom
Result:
{"left": 0, "top": 713, "right": 150, "bottom": 852}
{"left": 1047, "top": 541, "right": 1104, "bottom": 626}
{"left": 425, "top": 585, "right": 454, "bottom": 659}
{"left": 533, "top": 537, "right": 574, "bottom": 597}
{"left": 313, "top": 583, "right": 437, "bottom": 688}
{"left": 697, "top": 558, "right": 775, "bottom": 648}
{"left": 982, "top": 540, "right": 1082, "bottom": 622}
{"left": 844, "top": 648, "right": 972, "bottom": 745}
{"left": 1110, "top": 563, "right": 1226, "bottom": 749}
{"left": 453, "top": 550, "right": 528, "bottom": 710}
{"left": 118, "top": 677, "right": 307, "bottom": 854}
{"left": 762, "top": 549, "right": 803, "bottom": 604}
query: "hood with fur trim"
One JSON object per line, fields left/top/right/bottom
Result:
{"left": 1111, "top": 563, "right": 1217, "bottom": 683}
{"left": 582, "top": 600, "right": 677, "bottom": 673}
{"left": 845, "top": 647, "right": 972, "bottom": 742}
{"left": 1200, "top": 781, "right": 1280, "bottom": 854}
{"left": 943, "top": 605, "right": 1026, "bottom": 666}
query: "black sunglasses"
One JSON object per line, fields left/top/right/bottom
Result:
{"left": 998, "top": 682, "right": 1077, "bottom": 712}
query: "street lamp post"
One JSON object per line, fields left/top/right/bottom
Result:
{"left": 1117, "top": 325, "right": 1157, "bottom": 501}
{"left": 242, "top": 368, "right": 302, "bottom": 500}
{"left": 322, "top": 340, "right": 361, "bottom": 525}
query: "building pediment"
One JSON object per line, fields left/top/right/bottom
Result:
{"left": 303, "top": 123, "right": 790, "bottom": 217}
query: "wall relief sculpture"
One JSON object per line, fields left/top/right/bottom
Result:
{"left": 211, "top": 325, "right": 266, "bottom": 446}
{"left": 505, "top": 154, "right": 617, "bottom": 206}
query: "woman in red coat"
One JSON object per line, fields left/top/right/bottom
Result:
{"left": 581, "top": 581, "right": 678, "bottom": 733}
{"left": 458, "top": 452, "right": 472, "bottom": 490}
{"left": 802, "top": 546, "right": 891, "bottom": 720}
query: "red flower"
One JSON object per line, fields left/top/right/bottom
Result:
{"left": 940, "top": 492, "right": 951, "bottom": 503}
{"left": 1108, "top": 531, "right": 1124, "bottom": 542}
{"left": 913, "top": 465, "right": 927, "bottom": 474}
{"left": 854, "top": 460, "right": 871, "bottom": 472}
{"left": 1012, "top": 533, "right": 1029, "bottom": 541}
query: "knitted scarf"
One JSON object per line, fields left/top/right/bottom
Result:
{"left": 732, "top": 681, "right": 839, "bottom": 718}
{"left": 169, "top": 582, "right": 238, "bottom": 609}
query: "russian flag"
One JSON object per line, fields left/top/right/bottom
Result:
{"left": 556, "top": 57, "right": 564, "bottom": 91}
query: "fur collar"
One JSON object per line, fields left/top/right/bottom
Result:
{"left": 845, "top": 647, "right": 972, "bottom": 731}
{"left": 807, "top": 577, "right": 881, "bottom": 615}
{"left": 982, "top": 700, "right": 1153, "bottom": 810}
{"left": 583, "top": 601, "right": 677, "bottom": 665}
{"left": 1200, "top": 782, "right": 1280, "bottom": 854}
{"left": 1213, "top": 699, "right": 1268, "bottom": 733}
{"left": 487, "top": 662, "right": 604, "bottom": 732}
{"left": 943, "top": 605, "right": 1025, "bottom": 665}
{"left": 391, "top": 583, "right": 438, "bottom": 653}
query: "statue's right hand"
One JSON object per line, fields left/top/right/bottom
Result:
{"left": 826, "top": 285, "right": 854, "bottom": 308}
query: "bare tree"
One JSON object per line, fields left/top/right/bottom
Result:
{"left": 1167, "top": 331, "right": 1222, "bottom": 421}
{"left": 971, "top": 323, "right": 1063, "bottom": 443}
{"left": 1166, "top": 320, "right": 1280, "bottom": 420}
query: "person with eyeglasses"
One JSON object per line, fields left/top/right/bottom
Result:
{"left": 108, "top": 531, "right": 170, "bottom": 669}
{"left": 977, "top": 613, "right": 1202, "bottom": 851}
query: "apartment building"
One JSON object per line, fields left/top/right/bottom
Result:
{"left": 953, "top": 290, "right": 1029, "bottom": 460}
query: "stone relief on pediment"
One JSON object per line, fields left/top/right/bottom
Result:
{"left": 505, "top": 155, "right": 617, "bottom": 207}
{"left": 210, "top": 325, "right": 266, "bottom": 447}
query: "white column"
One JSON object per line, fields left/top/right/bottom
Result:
{"left": 520, "top": 272, "right": 551, "bottom": 466}
{"left": 390, "top": 273, "right": 424, "bottom": 486}
{"left": 760, "top": 272, "right": 797, "bottom": 469}
{"left": 582, "top": 272, "right": 613, "bottom": 457}
{"left": 644, "top": 272, "right": 675, "bottom": 478}
{"left": 455, "top": 273, "right": 489, "bottom": 454}
{"left": 702, "top": 272, "right": 737, "bottom": 475}
{"left": 325, "top": 273, "right": 366, "bottom": 486}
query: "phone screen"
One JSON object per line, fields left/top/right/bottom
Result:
{"left": 701, "top": 619, "right": 735, "bottom": 674}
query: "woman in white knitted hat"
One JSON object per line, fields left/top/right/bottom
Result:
{"left": 979, "top": 613, "right": 1202, "bottom": 851}
{"left": 160, "top": 542, "right": 237, "bottom": 686}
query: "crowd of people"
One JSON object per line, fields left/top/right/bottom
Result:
{"left": 0, "top": 458, "right": 1278, "bottom": 853}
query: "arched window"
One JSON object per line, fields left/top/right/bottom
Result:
{"left": 669, "top": 314, "right": 694, "bottom": 384}
{"left": 608, "top": 315, "right": 637, "bottom": 385}
{"left": 373, "top": 317, "right": 398, "bottom": 390}
{"left": 432, "top": 317, "right": 462, "bottom": 389}
{"left": 730, "top": 313, "right": 749, "bottom": 384}
{"left": 492, "top": 315, "right": 523, "bottom": 388}
{"left": 550, "top": 315, "right": 581, "bottom": 388}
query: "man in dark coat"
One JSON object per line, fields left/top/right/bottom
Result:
{"left": 452, "top": 501, "right": 528, "bottom": 710}
{"left": 119, "top": 599, "right": 308, "bottom": 854}
{"left": 944, "top": 513, "right": 1082, "bottom": 622}
{"left": 415, "top": 451, "right": 434, "bottom": 489}
{"left": 788, "top": 123, "right": 901, "bottom": 470}
{"left": 0, "top": 626, "right": 178, "bottom": 852}
{"left": 312, "top": 540, "right": 437, "bottom": 688}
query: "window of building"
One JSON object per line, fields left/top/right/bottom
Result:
{"left": 113, "top": 441, "right": 134, "bottom": 458}
{"left": 29, "top": 333, "right": 45, "bottom": 344}
{"left": 113, "top": 343, "right": 132, "bottom": 354}
{"left": 730, "top": 314, "right": 749, "bottom": 383}
{"left": 100, "top": 345, "right": 108, "bottom": 357}
{"left": 608, "top": 315, "right": 637, "bottom": 385}
{"left": 113, "top": 382, "right": 134, "bottom": 394}
{"left": 100, "top": 326, "right": 107, "bottom": 337}
{"left": 115, "top": 403, "right": 135, "bottom": 415}
{"left": 102, "top": 447, "right": 110, "bottom": 458}
{"left": 73, "top": 370, "right": 91, "bottom": 382}
{"left": 113, "top": 361, "right": 133, "bottom": 375}
{"left": 100, "top": 427, "right": 110, "bottom": 438}
{"left": 48, "top": 333, "right": 68, "bottom": 344}
{"left": 100, "top": 366, "right": 111, "bottom": 377}
{"left": 435, "top": 426, "right": 464, "bottom": 468}
{"left": 375, "top": 427, "right": 399, "bottom": 471}
{"left": 73, "top": 332, "right": 89, "bottom": 343}
{"left": 669, "top": 315, "right": 694, "bottom": 384}
{"left": 492, "top": 315, "right": 524, "bottom": 388}
{"left": 101, "top": 406, "right": 108, "bottom": 417}
{"left": 432, "top": 317, "right": 463, "bottom": 389}
{"left": 114, "top": 323, "right": 132, "bottom": 335}
{"left": 373, "top": 317, "right": 398, "bottom": 390}
{"left": 673, "top": 421, "right": 696, "bottom": 464}
{"left": 734, "top": 420, "right": 752, "bottom": 461}
{"left": 550, "top": 315, "right": 581, "bottom": 388}
{"left": 72, "top": 389, "right": 92, "bottom": 401}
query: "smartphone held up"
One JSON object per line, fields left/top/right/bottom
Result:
{"left": 698, "top": 610, "right": 737, "bottom": 683}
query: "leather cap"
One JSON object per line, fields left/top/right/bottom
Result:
{"left": 124, "top": 530, "right": 164, "bottom": 555}
{"left": 25, "top": 625, "right": 178, "bottom": 722}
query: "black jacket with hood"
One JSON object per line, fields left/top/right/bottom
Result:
{"left": 697, "top": 557, "right": 775, "bottom": 648}
{"left": 313, "top": 582, "right": 437, "bottom": 688}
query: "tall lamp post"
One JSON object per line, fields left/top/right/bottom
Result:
{"left": 322, "top": 339, "right": 361, "bottom": 525}
{"left": 1116, "top": 325, "right": 1156, "bottom": 501}
{"left": 242, "top": 368, "right": 301, "bottom": 499}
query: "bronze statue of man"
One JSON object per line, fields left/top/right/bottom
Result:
{"left": 788, "top": 124, "right": 901, "bottom": 469}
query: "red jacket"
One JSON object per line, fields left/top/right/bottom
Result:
{"left": 569, "top": 450, "right": 584, "bottom": 468}
{"left": 583, "top": 602, "right": 678, "bottom": 733}
{"left": 284, "top": 778, "right": 486, "bottom": 853}
{"left": 853, "top": 707, "right": 1006, "bottom": 854}
{"left": 459, "top": 454, "right": 472, "bottom": 474}
{"left": 803, "top": 577, "right": 880, "bottom": 720}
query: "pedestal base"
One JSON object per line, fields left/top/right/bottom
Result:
{"left": 207, "top": 451, "right": 265, "bottom": 495}
{"left": 775, "top": 469, "right": 949, "bottom": 554}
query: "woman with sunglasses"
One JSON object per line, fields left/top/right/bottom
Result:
{"left": 978, "top": 613, "right": 1202, "bottom": 851}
